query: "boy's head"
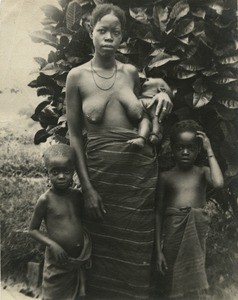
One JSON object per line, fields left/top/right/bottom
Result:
{"left": 43, "top": 144, "right": 75, "bottom": 190}
{"left": 170, "top": 120, "right": 203, "bottom": 168}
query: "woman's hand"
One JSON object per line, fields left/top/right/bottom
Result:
{"left": 153, "top": 91, "right": 173, "bottom": 121}
{"left": 157, "top": 252, "right": 168, "bottom": 276}
{"left": 146, "top": 91, "right": 173, "bottom": 123}
{"left": 84, "top": 188, "right": 106, "bottom": 220}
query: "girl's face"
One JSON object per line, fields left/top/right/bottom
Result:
{"left": 91, "top": 13, "right": 122, "bottom": 57}
{"left": 172, "top": 131, "right": 199, "bottom": 169}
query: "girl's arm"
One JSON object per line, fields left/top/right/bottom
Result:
{"left": 66, "top": 69, "right": 105, "bottom": 220}
{"left": 197, "top": 131, "right": 224, "bottom": 188}
{"left": 155, "top": 173, "right": 168, "bottom": 275}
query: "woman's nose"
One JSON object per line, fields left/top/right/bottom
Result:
{"left": 105, "top": 32, "right": 113, "bottom": 40}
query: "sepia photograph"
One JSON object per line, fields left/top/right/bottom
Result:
{"left": 1, "top": 0, "right": 238, "bottom": 299}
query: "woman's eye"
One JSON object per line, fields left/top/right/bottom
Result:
{"left": 52, "top": 171, "right": 58, "bottom": 175}
{"left": 99, "top": 29, "right": 106, "bottom": 34}
{"left": 114, "top": 31, "right": 120, "bottom": 36}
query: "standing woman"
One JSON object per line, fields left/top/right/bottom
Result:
{"left": 66, "top": 4, "right": 173, "bottom": 299}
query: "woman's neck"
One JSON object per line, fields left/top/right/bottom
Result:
{"left": 92, "top": 53, "right": 116, "bottom": 69}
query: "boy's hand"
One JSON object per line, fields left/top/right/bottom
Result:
{"left": 196, "top": 131, "right": 212, "bottom": 151}
{"left": 157, "top": 252, "right": 168, "bottom": 276}
{"left": 50, "top": 242, "right": 68, "bottom": 264}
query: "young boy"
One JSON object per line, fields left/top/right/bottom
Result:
{"left": 127, "top": 77, "right": 173, "bottom": 147}
{"left": 156, "top": 120, "right": 224, "bottom": 299}
{"left": 29, "top": 144, "right": 91, "bottom": 300}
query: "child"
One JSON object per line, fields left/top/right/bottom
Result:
{"left": 156, "top": 120, "right": 224, "bottom": 299}
{"left": 29, "top": 144, "right": 91, "bottom": 300}
{"left": 127, "top": 77, "right": 173, "bottom": 147}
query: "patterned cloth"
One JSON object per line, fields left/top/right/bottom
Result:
{"left": 42, "top": 229, "right": 91, "bottom": 300}
{"left": 85, "top": 127, "right": 158, "bottom": 299}
{"left": 163, "top": 207, "right": 210, "bottom": 298}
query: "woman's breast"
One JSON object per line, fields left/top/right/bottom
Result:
{"left": 82, "top": 90, "right": 143, "bottom": 126}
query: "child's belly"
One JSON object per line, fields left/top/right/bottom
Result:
{"left": 48, "top": 219, "right": 84, "bottom": 258}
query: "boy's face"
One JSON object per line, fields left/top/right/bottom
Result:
{"left": 46, "top": 156, "right": 74, "bottom": 191}
{"left": 172, "top": 131, "right": 199, "bottom": 169}
{"left": 91, "top": 13, "right": 122, "bottom": 57}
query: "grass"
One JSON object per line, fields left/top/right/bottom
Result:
{"left": 1, "top": 128, "right": 238, "bottom": 299}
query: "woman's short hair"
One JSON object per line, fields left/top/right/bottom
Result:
{"left": 170, "top": 120, "right": 203, "bottom": 147}
{"left": 91, "top": 4, "right": 126, "bottom": 30}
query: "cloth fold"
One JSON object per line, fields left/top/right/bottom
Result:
{"left": 42, "top": 228, "right": 91, "bottom": 300}
{"left": 163, "top": 207, "right": 210, "bottom": 298}
{"left": 85, "top": 127, "right": 158, "bottom": 299}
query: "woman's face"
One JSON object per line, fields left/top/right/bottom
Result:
{"left": 91, "top": 13, "right": 122, "bottom": 57}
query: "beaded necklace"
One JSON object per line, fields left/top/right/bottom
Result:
{"left": 91, "top": 60, "right": 117, "bottom": 91}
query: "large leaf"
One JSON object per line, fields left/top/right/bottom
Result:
{"left": 174, "top": 19, "right": 194, "bottom": 37}
{"left": 211, "top": 76, "right": 238, "bottom": 84}
{"left": 31, "top": 100, "right": 50, "bottom": 121}
{"left": 129, "top": 7, "right": 149, "bottom": 25}
{"left": 219, "top": 55, "right": 238, "bottom": 65}
{"left": 40, "top": 63, "right": 61, "bottom": 76}
{"left": 219, "top": 99, "right": 238, "bottom": 109}
{"left": 41, "top": 5, "right": 63, "bottom": 23}
{"left": 193, "top": 78, "right": 208, "bottom": 93}
{"left": 30, "top": 31, "right": 58, "bottom": 48}
{"left": 180, "top": 58, "right": 204, "bottom": 71}
{"left": 34, "top": 129, "right": 50, "bottom": 145}
{"left": 153, "top": 5, "right": 169, "bottom": 31}
{"left": 176, "top": 69, "right": 196, "bottom": 79}
{"left": 170, "top": 0, "right": 189, "bottom": 22}
{"left": 33, "top": 57, "right": 47, "bottom": 68}
{"left": 193, "top": 91, "right": 213, "bottom": 108}
{"left": 58, "top": 0, "right": 68, "bottom": 8}
{"left": 148, "top": 49, "right": 179, "bottom": 68}
{"left": 66, "top": 1, "right": 83, "bottom": 30}
{"left": 191, "top": 8, "right": 206, "bottom": 19}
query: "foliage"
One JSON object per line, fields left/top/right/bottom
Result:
{"left": 28, "top": 0, "right": 238, "bottom": 214}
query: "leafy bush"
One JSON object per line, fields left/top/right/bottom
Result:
{"left": 28, "top": 0, "right": 238, "bottom": 216}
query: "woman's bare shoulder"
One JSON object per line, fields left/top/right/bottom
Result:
{"left": 67, "top": 61, "right": 91, "bottom": 79}
{"left": 119, "top": 62, "right": 138, "bottom": 74}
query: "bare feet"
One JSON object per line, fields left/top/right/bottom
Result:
{"left": 127, "top": 137, "right": 146, "bottom": 148}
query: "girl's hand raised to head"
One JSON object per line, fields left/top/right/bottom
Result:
{"left": 196, "top": 131, "right": 212, "bottom": 151}
{"left": 83, "top": 188, "right": 106, "bottom": 220}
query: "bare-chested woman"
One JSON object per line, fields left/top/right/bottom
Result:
{"left": 66, "top": 4, "right": 173, "bottom": 299}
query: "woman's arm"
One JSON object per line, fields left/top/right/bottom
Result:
{"left": 155, "top": 173, "right": 168, "bottom": 275}
{"left": 66, "top": 69, "right": 105, "bottom": 220}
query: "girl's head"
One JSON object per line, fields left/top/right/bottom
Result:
{"left": 91, "top": 4, "right": 126, "bottom": 30}
{"left": 170, "top": 120, "right": 203, "bottom": 169}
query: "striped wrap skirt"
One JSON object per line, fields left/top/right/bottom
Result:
{"left": 84, "top": 127, "right": 158, "bottom": 299}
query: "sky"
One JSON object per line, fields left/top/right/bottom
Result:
{"left": 0, "top": 0, "right": 58, "bottom": 134}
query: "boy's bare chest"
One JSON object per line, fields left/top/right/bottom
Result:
{"left": 47, "top": 197, "right": 78, "bottom": 220}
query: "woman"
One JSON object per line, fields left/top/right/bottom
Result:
{"left": 66, "top": 4, "right": 173, "bottom": 299}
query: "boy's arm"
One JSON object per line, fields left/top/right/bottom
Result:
{"left": 155, "top": 173, "right": 168, "bottom": 275}
{"left": 197, "top": 131, "right": 224, "bottom": 188}
{"left": 29, "top": 195, "right": 68, "bottom": 262}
